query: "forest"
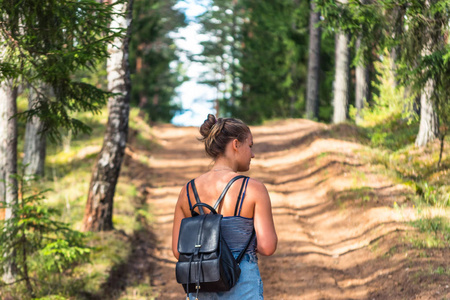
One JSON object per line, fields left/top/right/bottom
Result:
{"left": 0, "top": 0, "right": 449, "bottom": 299}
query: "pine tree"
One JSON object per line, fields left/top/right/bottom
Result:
{"left": 238, "top": 0, "right": 309, "bottom": 123}
{"left": 83, "top": 0, "right": 134, "bottom": 232}
{"left": 129, "top": 0, "right": 186, "bottom": 122}
{"left": 0, "top": 0, "right": 124, "bottom": 281}
{"left": 196, "top": 0, "right": 244, "bottom": 116}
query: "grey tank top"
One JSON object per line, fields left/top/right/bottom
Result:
{"left": 187, "top": 176, "right": 257, "bottom": 255}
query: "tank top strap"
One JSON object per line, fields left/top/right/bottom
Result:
{"left": 234, "top": 177, "right": 250, "bottom": 216}
{"left": 186, "top": 181, "right": 193, "bottom": 210}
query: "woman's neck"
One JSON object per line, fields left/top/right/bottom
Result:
{"left": 211, "top": 166, "right": 235, "bottom": 172}
{"left": 211, "top": 158, "right": 237, "bottom": 173}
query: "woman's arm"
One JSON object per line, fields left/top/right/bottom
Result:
{"left": 171, "top": 186, "right": 187, "bottom": 260}
{"left": 250, "top": 180, "right": 277, "bottom": 256}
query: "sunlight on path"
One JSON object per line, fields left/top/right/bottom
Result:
{"left": 144, "top": 120, "right": 419, "bottom": 300}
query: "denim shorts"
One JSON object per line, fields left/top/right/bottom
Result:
{"left": 188, "top": 252, "right": 263, "bottom": 300}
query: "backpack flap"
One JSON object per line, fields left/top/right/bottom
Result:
{"left": 176, "top": 214, "right": 224, "bottom": 286}
{"left": 177, "top": 214, "right": 222, "bottom": 256}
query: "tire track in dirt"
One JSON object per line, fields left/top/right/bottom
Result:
{"left": 142, "top": 120, "right": 434, "bottom": 299}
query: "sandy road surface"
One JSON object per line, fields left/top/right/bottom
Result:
{"left": 133, "top": 120, "right": 447, "bottom": 300}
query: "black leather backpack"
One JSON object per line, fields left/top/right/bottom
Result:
{"left": 175, "top": 175, "right": 255, "bottom": 298}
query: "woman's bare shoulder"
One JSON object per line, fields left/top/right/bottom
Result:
{"left": 246, "top": 177, "right": 269, "bottom": 197}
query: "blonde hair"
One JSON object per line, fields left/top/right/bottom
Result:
{"left": 199, "top": 114, "right": 250, "bottom": 159}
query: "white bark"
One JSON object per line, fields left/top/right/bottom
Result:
{"left": 0, "top": 78, "right": 18, "bottom": 284}
{"left": 333, "top": 31, "right": 350, "bottom": 124}
{"left": 306, "top": 1, "right": 321, "bottom": 120}
{"left": 415, "top": 79, "right": 438, "bottom": 147}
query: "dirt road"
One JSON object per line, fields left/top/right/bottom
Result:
{"left": 137, "top": 119, "right": 448, "bottom": 300}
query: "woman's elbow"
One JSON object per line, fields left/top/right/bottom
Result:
{"left": 257, "top": 237, "right": 277, "bottom": 256}
{"left": 172, "top": 247, "right": 180, "bottom": 260}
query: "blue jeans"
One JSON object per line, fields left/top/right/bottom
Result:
{"left": 188, "top": 253, "right": 263, "bottom": 300}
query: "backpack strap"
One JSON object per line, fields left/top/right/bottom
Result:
{"left": 236, "top": 230, "right": 255, "bottom": 264}
{"left": 191, "top": 202, "right": 217, "bottom": 215}
{"left": 234, "top": 177, "right": 250, "bottom": 216}
{"left": 238, "top": 177, "right": 250, "bottom": 216}
{"left": 213, "top": 175, "right": 248, "bottom": 211}
{"left": 186, "top": 181, "right": 193, "bottom": 211}
{"left": 189, "top": 179, "right": 205, "bottom": 215}
{"left": 189, "top": 175, "right": 248, "bottom": 215}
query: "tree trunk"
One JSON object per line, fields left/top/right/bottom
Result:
{"left": 415, "top": 0, "right": 439, "bottom": 147}
{"left": 83, "top": 0, "right": 134, "bottom": 232}
{"left": 415, "top": 78, "right": 438, "bottom": 147}
{"left": 355, "top": 37, "right": 370, "bottom": 124}
{"left": 0, "top": 78, "right": 19, "bottom": 283}
{"left": 389, "top": 9, "right": 402, "bottom": 89}
{"left": 306, "top": 0, "right": 321, "bottom": 120}
{"left": 23, "top": 85, "right": 46, "bottom": 177}
{"left": 332, "top": 31, "right": 350, "bottom": 124}
{"left": 438, "top": 133, "right": 445, "bottom": 168}
{"left": 230, "top": 0, "right": 238, "bottom": 107}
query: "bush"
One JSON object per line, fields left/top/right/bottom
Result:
{"left": 0, "top": 170, "right": 90, "bottom": 297}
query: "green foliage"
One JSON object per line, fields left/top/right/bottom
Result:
{"left": 39, "top": 240, "right": 90, "bottom": 274}
{"left": 397, "top": 9, "right": 450, "bottom": 150}
{"left": 409, "top": 216, "right": 450, "bottom": 249}
{"left": 315, "top": 0, "right": 389, "bottom": 86}
{"left": 414, "top": 181, "right": 450, "bottom": 208}
{"left": 317, "top": 0, "right": 450, "bottom": 155}
{"left": 412, "top": 216, "right": 450, "bottom": 237}
{"left": 236, "top": 0, "right": 310, "bottom": 123}
{"left": 352, "top": 52, "right": 419, "bottom": 150}
{"left": 193, "top": 0, "right": 337, "bottom": 123}
{"left": 129, "top": 0, "right": 186, "bottom": 122}
{"left": 0, "top": 0, "right": 123, "bottom": 141}
{"left": 195, "top": 0, "right": 246, "bottom": 116}
{"left": 409, "top": 45, "right": 450, "bottom": 146}
{"left": 0, "top": 170, "right": 90, "bottom": 293}
{"left": 354, "top": 51, "right": 449, "bottom": 208}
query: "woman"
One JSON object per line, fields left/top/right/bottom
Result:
{"left": 172, "top": 114, "right": 277, "bottom": 299}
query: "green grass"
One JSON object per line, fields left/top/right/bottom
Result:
{"left": 408, "top": 216, "right": 450, "bottom": 249}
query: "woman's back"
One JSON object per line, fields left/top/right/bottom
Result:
{"left": 186, "top": 174, "right": 257, "bottom": 254}
{"left": 172, "top": 114, "right": 277, "bottom": 299}
{"left": 183, "top": 172, "right": 255, "bottom": 219}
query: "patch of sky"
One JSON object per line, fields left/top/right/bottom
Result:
{"left": 171, "top": 0, "right": 216, "bottom": 126}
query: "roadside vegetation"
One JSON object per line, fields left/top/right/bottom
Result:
{"left": 1, "top": 107, "right": 158, "bottom": 300}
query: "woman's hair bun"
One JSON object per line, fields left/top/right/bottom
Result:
{"left": 199, "top": 114, "right": 217, "bottom": 139}
{"left": 198, "top": 113, "right": 250, "bottom": 159}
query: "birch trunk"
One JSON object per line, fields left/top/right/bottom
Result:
{"left": 23, "top": 86, "right": 46, "bottom": 177}
{"left": 306, "top": 0, "right": 321, "bottom": 120}
{"left": 0, "top": 78, "right": 18, "bottom": 283}
{"left": 332, "top": 31, "right": 350, "bottom": 124}
{"left": 83, "top": 0, "right": 133, "bottom": 232}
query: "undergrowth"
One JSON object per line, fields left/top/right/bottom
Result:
{"left": 348, "top": 52, "right": 450, "bottom": 255}
{"left": 1, "top": 108, "right": 158, "bottom": 299}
